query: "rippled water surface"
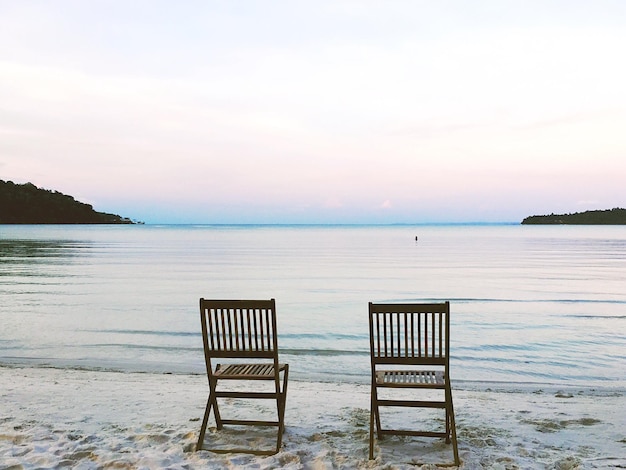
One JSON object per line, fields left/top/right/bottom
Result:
{"left": 1, "top": 224, "right": 625, "bottom": 387}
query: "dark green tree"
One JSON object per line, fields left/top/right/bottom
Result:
{"left": 521, "top": 208, "right": 626, "bottom": 225}
{"left": 0, "top": 180, "right": 136, "bottom": 224}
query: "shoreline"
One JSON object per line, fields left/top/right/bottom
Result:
{"left": 2, "top": 361, "right": 624, "bottom": 395}
{"left": 1, "top": 366, "right": 624, "bottom": 469}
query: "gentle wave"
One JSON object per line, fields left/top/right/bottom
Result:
{"left": 85, "top": 329, "right": 370, "bottom": 341}
{"left": 281, "top": 348, "right": 367, "bottom": 357}
{"left": 281, "top": 333, "right": 366, "bottom": 340}
{"left": 561, "top": 314, "right": 626, "bottom": 319}
{"left": 402, "top": 297, "right": 626, "bottom": 305}
{"left": 89, "top": 343, "right": 201, "bottom": 352}
{"left": 83, "top": 343, "right": 369, "bottom": 357}
{"left": 86, "top": 329, "right": 200, "bottom": 337}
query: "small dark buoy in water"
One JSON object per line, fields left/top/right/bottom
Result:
{"left": 415, "top": 236, "right": 418, "bottom": 242}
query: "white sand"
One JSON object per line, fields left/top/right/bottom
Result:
{"left": 1, "top": 366, "right": 624, "bottom": 469}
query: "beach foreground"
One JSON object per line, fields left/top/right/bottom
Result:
{"left": 1, "top": 367, "right": 624, "bottom": 469}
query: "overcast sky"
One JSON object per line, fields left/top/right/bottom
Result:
{"left": 1, "top": 1, "right": 625, "bottom": 223}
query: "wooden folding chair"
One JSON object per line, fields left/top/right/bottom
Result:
{"left": 196, "top": 299, "right": 289, "bottom": 455}
{"left": 369, "top": 301, "right": 460, "bottom": 466}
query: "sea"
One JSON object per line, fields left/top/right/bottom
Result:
{"left": 1, "top": 224, "right": 625, "bottom": 389}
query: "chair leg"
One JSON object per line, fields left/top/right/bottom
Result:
{"left": 369, "top": 392, "right": 375, "bottom": 459}
{"left": 210, "top": 379, "right": 223, "bottom": 430}
{"left": 446, "top": 384, "right": 460, "bottom": 466}
{"left": 196, "top": 395, "right": 212, "bottom": 451}
{"left": 197, "top": 378, "right": 223, "bottom": 451}
{"left": 369, "top": 382, "right": 380, "bottom": 460}
{"left": 373, "top": 388, "right": 382, "bottom": 435}
{"left": 275, "top": 366, "right": 289, "bottom": 453}
{"left": 445, "top": 404, "right": 451, "bottom": 444}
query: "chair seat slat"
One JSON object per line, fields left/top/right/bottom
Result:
{"left": 376, "top": 370, "right": 445, "bottom": 385}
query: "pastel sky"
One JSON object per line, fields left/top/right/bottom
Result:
{"left": 1, "top": 1, "right": 625, "bottom": 224}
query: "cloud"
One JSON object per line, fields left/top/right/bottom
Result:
{"left": 378, "top": 200, "right": 392, "bottom": 209}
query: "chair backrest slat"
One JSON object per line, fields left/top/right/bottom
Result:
{"left": 200, "top": 299, "right": 278, "bottom": 359}
{"left": 369, "top": 302, "right": 450, "bottom": 366}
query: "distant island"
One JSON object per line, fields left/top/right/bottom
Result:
{"left": 0, "top": 180, "right": 137, "bottom": 224}
{"left": 521, "top": 208, "right": 626, "bottom": 225}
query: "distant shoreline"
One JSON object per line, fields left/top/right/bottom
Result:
{"left": 0, "top": 180, "right": 138, "bottom": 224}
{"left": 521, "top": 208, "right": 626, "bottom": 225}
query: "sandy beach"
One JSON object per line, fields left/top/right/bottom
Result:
{"left": 1, "top": 366, "right": 624, "bottom": 469}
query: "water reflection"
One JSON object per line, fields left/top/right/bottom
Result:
{"left": 0, "top": 239, "right": 91, "bottom": 278}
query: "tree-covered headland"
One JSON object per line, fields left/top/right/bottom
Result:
{"left": 521, "top": 208, "right": 626, "bottom": 225}
{"left": 0, "top": 180, "right": 137, "bottom": 224}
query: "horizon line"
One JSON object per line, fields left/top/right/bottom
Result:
{"left": 133, "top": 221, "right": 521, "bottom": 226}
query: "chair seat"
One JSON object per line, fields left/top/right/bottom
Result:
{"left": 215, "top": 363, "right": 287, "bottom": 379}
{"left": 376, "top": 370, "right": 445, "bottom": 387}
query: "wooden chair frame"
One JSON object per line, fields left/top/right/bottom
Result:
{"left": 369, "top": 301, "right": 460, "bottom": 466}
{"left": 196, "top": 298, "right": 289, "bottom": 455}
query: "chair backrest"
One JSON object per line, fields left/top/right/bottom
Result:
{"left": 369, "top": 301, "right": 450, "bottom": 367}
{"left": 200, "top": 299, "right": 279, "bottom": 360}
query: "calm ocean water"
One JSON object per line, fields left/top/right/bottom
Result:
{"left": 1, "top": 224, "right": 625, "bottom": 388}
